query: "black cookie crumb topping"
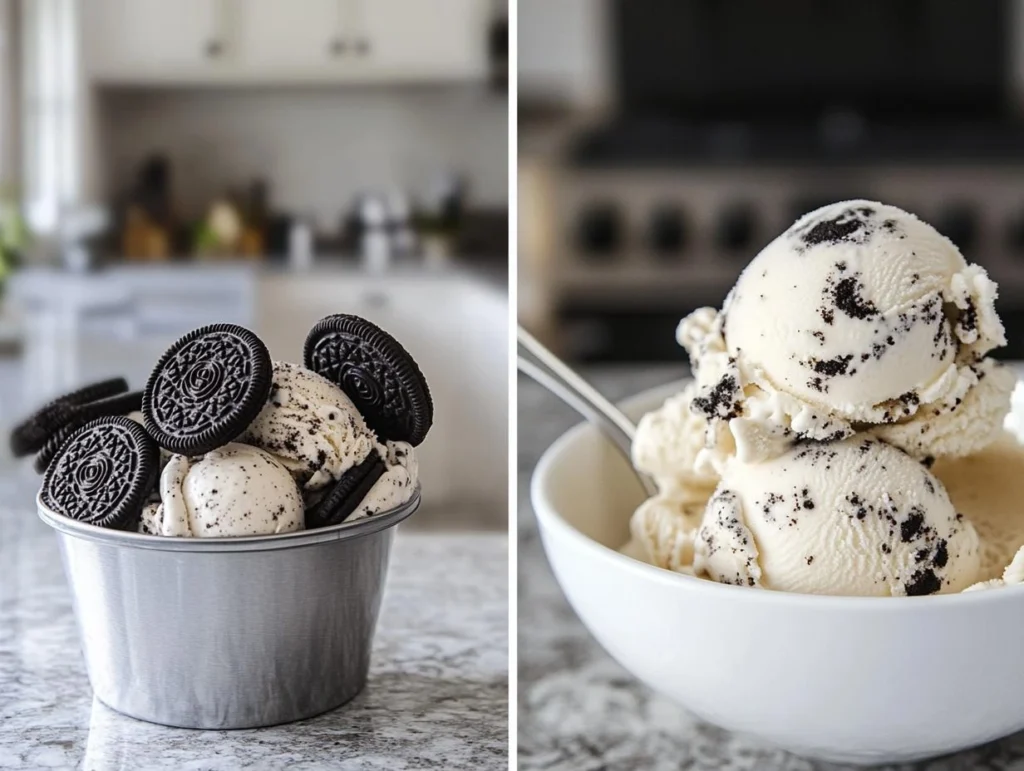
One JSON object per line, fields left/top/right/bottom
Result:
{"left": 832, "top": 277, "right": 879, "bottom": 320}
{"left": 905, "top": 569, "right": 942, "bottom": 597}
{"left": 793, "top": 445, "right": 840, "bottom": 468}
{"left": 793, "top": 205, "right": 876, "bottom": 250}
{"left": 811, "top": 354, "right": 854, "bottom": 377}
{"left": 900, "top": 507, "right": 925, "bottom": 542}
{"left": 691, "top": 365, "right": 742, "bottom": 421}
{"left": 790, "top": 204, "right": 911, "bottom": 256}
{"left": 956, "top": 299, "right": 978, "bottom": 337}
{"left": 802, "top": 215, "right": 866, "bottom": 247}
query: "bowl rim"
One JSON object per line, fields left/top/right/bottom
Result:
{"left": 37, "top": 486, "right": 420, "bottom": 552}
{"left": 531, "top": 381, "right": 1024, "bottom": 609}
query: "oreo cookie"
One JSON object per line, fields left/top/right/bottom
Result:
{"left": 41, "top": 416, "right": 159, "bottom": 530}
{"left": 10, "top": 377, "right": 129, "bottom": 457}
{"left": 304, "top": 315, "right": 433, "bottom": 446}
{"left": 73, "top": 390, "right": 143, "bottom": 423}
{"left": 143, "top": 323, "right": 272, "bottom": 455}
{"left": 26, "top": 392, "right": 143, "bottom": 473}
{"left": 305, "top": 450, "right": 386, "bottom": 529}
{"left": 34, "top": 418, "right": 87, "bottom": 474}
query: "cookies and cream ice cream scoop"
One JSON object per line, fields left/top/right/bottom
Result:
{"left": 240, "top": 361, "right": 378, "bottom": 492}
{"left": 146, "top": 443, "right": 304, "bottom": 537}
{"left": 681, "top": 201, "right": 1009, "bottom": 465}
{"left": 693, "top": 436, "right": 981, "bottom": 596}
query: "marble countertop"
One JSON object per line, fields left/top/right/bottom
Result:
{"left": 0, "top": 474, "right": 508, "bottom": 770}
{"left": 518, "top": 365, "right": 1024, "bottom": 771}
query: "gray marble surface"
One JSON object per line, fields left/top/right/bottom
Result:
{"left": 518, "top": 365, "right": 1024, "bottom": 771}
{"left": 0, "top": 474, "right": 508, "bottom": 771}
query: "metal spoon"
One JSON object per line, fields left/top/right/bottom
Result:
{"left": 517, "top": 326, "right": 658, "bottom": 498}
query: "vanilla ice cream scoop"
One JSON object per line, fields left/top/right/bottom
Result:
{"left": 694, "top": 436, "right": 981, "bottom": 596}
{"left": 681, "top": 201, "right": 1009, "bottom": 463}
{"left": 240, "top": 361, "right": 378, "bottom": 492}
{"left": 149, "top": 443, "right": 304, "bottom": 537}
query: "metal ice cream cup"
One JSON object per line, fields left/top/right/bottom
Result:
{"left": 37, "top": 489, "right": 420, "bottom": 729}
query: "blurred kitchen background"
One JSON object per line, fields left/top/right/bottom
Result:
{"left": 0, "top": 0, "right": 509, "bottom": 527}
{"left": 519, "top": 0, "right": 1024, "bottom": 363}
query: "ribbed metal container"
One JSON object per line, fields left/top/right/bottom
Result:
{"left": 38, "top": 490, "right": 420, "bottom": 729}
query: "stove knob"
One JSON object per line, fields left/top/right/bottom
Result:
{"left": 647, "top": 204, "right": 687, "bottom": 257}
{"left": 715, "top": 203, "right": 757, "bottom": 252}
{"left": 936, "top": 204, "right": 977, "bottom": 251}
{"left": 575, "top": 202, "right": 622, "bottom": 258}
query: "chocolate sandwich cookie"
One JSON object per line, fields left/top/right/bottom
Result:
{"left": 143, "top": 323, "right": 272, "bottom": 455}
{"left": 42, "top": 416, "right": 159, "bottom": 530}
{"left": 305, "top": 450, "right": 386, "bottom": 529}
{"left": 34, "top": 419, "right": 87, "bottom": 474}
{"left": 304, "top": 314, "right": 433, "bottom": 446}
{"left": 28, "top": 392, "right": 143, "bottom": 473}
{"left": 10, "top": 377, "right": 129, "bottom": 457}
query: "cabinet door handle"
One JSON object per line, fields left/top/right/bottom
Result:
{"left": 329, "top": 38, "right": 346, "bottom": 57}
{"left": 354, "top": 37, "right": 370, "bottom": 56}
{"left": 205, "top": 40, "right": 224, "bottom": 58}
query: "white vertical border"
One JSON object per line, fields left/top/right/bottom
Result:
{"left": 506, "top": 0, "right": 518, "bottom": 766}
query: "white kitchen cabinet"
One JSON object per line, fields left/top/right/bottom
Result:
{"left": 81, "top": 0, "right": 489, "bottom": 84}
{"left": 235, "top": 0, "right": 344, "bottom": 72}
{"left": 354, "top": 0, "right": 487, "bottom": 80}
{"left": 83, "top": 0, "right": 228, "bottom": 80}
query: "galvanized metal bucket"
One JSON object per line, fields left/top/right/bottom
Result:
{"left": 38, "top": 489, "right": 420, "bottom": 729}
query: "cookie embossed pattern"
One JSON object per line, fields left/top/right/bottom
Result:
{"left": 24, "top": 315, "right": 434, "bottom": 729}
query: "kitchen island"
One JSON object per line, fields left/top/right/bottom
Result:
{"left": 0, "top": 472, "right": 507, "bottom": 770}
{"left": 518, "top": 366, "right": 1024, "bottom": 771}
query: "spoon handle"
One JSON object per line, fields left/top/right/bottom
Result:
{"left": 517, "top": 327, "right": 658, "bottom": 498}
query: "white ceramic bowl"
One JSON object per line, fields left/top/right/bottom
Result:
{"left": 531, "top": 381, "right": 1024, "bottom": 765}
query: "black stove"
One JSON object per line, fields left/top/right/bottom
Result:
{"left": 570, "top": 117, "right": 1024, "bottom": 169}
{"left": 546, "top": 0, "right": 1024, "bottom": 362}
